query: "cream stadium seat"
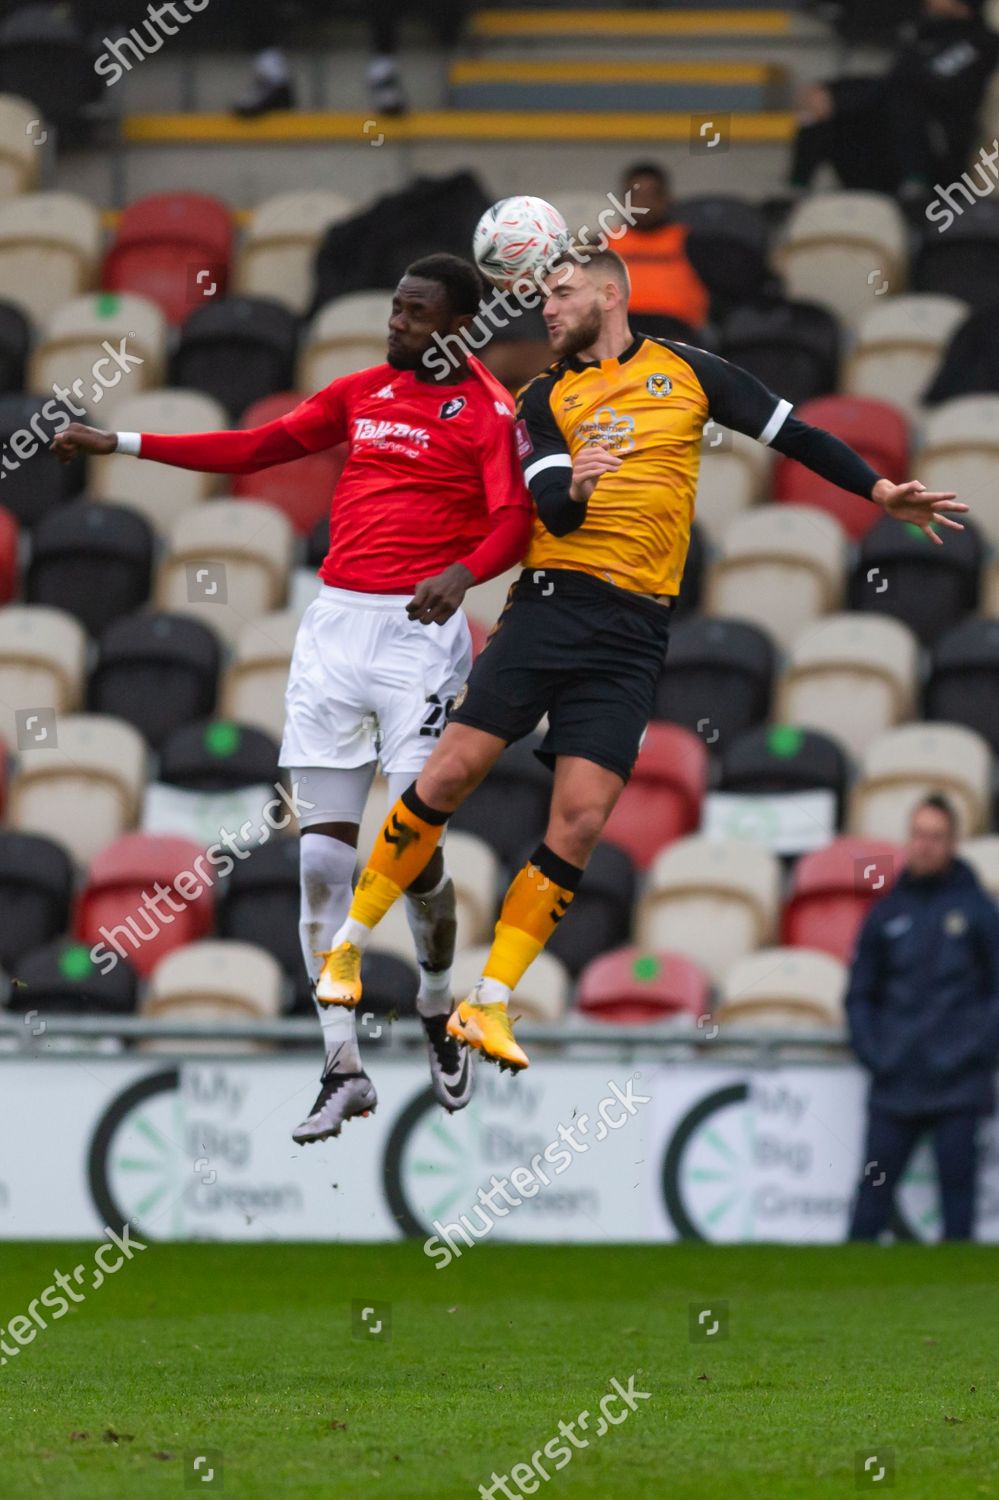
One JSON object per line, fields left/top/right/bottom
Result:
{"left": 0, "top": 604, "right": 86, "bottom": 746}
{"left": 694, "top": 427, "right": 772, "bottom": 545}
{"left": 451, "top": 944, "right": 570, "bottom": 1022}
{"left": 637, "top": 835, "right": 780, "bottom": 983}
{"left": 916, "top": 395, "right": 999, "bottom": 548}
{"left": 142, "top": 939, "right": 282, "bottom": 1051}
{"left": 298, "top": 292, "right": 394, "bottom": 391}
{"left": 704, "top": 504, "right": 845, "bottom": 651}
{"left": 983, "top": 556, "right": 999, "bottom": 617}
{"left": 221, "top": 609, "right": 301, "bottom": 742}
{"left": 466, "top": 564, "right": 521, "bottom": 628}
{"left": 844, "top": 294, "right": 968, "bottom": 416}
{"left": 778, "top": 191, "right": 907, "bottom": 326}
{"left": 441, "top": 830, "right": 501, "bottom": 946}
{"left": 717, "top": 947, "right": 847, "bottom": 1029}
{"left": 28, "top": 292, "right": 167, "bottom": 420}
{"left": 777, "top": 613, "right": 918, "bottom": 761}
{"left": 850, "top": 722, "right": 991, "bottom": 840}
{"left": 89, "top": 389, "right": 229, "bottom": 532}
{"left": 8, "top": 713, "right": 146, "bottom": 865}
{"left": 547, "top": 191, "right": 615, "bottom": 238}
{"left": 156, "top": 500, "right": 294, "bottom": 646}
{"left": 0, "top": 192, "right": 100, "bottom": 324}
{"left": 235, "top": 189, "right": 356, "bottom": 314}
{"left": 0, "top": 95, "right": 43, "bottom": 201}
{"left": 960, "top": 835, "right": 999, "bottom": 902}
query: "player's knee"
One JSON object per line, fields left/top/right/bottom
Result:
{"left": 549, "top": 800, "right": 607, "bottom": 860}
{"left": 418, "top": 749, "right": 478, "bottom": 811}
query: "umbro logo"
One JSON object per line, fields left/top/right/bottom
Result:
{"left": 375, "top": 384, "right": 395, "bottom": 399}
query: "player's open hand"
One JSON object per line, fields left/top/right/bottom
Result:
{"left": 408, "top": 562, "right": 475, "bottom": 626}
{"left": 569, "top": 442, "right": 622, "bottom": 503}
{"left": 871, "top": 478, "right": 967, "bottom": 544}
{"left": 51, "top": 423, "right": 118, "bottom": 463}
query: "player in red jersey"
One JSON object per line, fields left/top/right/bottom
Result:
{"left": 52, "top": 254, "right": 533, "bottom": 1143}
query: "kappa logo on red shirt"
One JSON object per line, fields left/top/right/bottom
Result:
{"left": 439, "top": 396, "right": 467, "bottom": 421}
{"left": 515, "top": 420, "right": 534, "bottom": 460}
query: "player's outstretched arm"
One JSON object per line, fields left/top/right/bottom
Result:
{"left": 51, "top": 418, "right": 311, "bottom": 474}
{"left": 869, "top": 477, "right": 965, "bottom": 545}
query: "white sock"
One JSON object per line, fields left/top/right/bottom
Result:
{"left": 475, "top": 976, "right": 510, "bottom": 1007}
{"left": 368, "top": 54, "right": 399, "bottom": 84}
{"left": 255, "top": 48, "right": 289, "bottom": 85}
{"left": 299, "top": 833, "right": 362, "bottom": 1071}
{"left": 405, "top": 871, "right": 457, "bottom": 1018}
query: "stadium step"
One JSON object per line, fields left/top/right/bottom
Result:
{"left": 468, "top": 7, "right": 822, "bottom": 45}
{"left": 447, "top": 59, "right": 790, "bottom": 112}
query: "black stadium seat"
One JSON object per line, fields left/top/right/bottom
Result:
{"left": 158, "top": 719, "right": 282, "bottom": 792}
{"left": 6, "top": 938, "right": 138, "bottom": 1015}
{"left": 914, "top": 199, "right": 999, "bottom": 311}
{"left": 88, "top": 613, "right": 220, "bottom": 749}
{"left": 28, "top": 501, "right": 153, "bottom": 637}
{"left": 0, "top": 300, "right": 31, "bottom": 394}
{"left": 171, "top": 297, "right": 298, "bottom": 418}
{"left": 719, "top": 299, "right": 840, "bottom": 406}
{"left": 0, "top": 830, "right": 74, "bottom": 968}
{"left": 548, "top": 840, "right": 636, "bottom": 977}
{"left": 217, "top": 838, "right": 303, "bottom": 997}
{"left": 0, "top": 4, "right": 100, "bottom": 128}
{"left": 848, "top": 514, "right": 982, "bottom": 645}
{"left": 450, "top": 733, "right": 551, "bottom": 870}
{"left": 673, "top": 519, "right": 704, "bottom": 620}
{"left": 0, "top": 396, "right": 84, "bottom": 528}
{"left": 307, "top": 514, "right": 330, "bottom": 571}
{"left": 359, "top": 951, "right": 418, "bottom": 1018}
{"left": 719, "top": 724, "right": 850, "bottom": 823}
{"left": 676, "top": 195, "right": 774, "bottom": 313}
{"left": 925, "top": 617, "right": 999, "bottom": 754}
{"left": 653, "top": 616, "right": 776, "bottom": 743}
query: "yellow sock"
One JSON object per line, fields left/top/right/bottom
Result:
{"left": 482, "top": 846, "right": 581, "bottom": 991}
{"left": 349, "top": 786, "right": 448, "bottom": 930}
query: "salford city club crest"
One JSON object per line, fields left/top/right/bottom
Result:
{"left": 646, "top": 372, "right": 672, "bottom": 398}
{"left": 439, "top": 396, "right": 467, "bottom": 420}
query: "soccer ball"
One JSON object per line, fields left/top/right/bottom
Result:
{"left": 473, "top": 195, "right": 570, "bottom": 292}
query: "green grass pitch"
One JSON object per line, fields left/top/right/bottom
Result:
{"left": 2, "top": 1242, "right": 995, "bottom": 1499}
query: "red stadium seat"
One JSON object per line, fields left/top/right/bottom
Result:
{"left": 774, "top": 396, "right": 909, "bottom": 540}
{"left": 233, "top": 392, "right": 346, "bottom": 534}
{"left": 75, "top": 832, "right": 216, "bottom": 977}
{"left": 781, "top": 835, "right": 902, "bottom": 960}
{"left": 467, "top": 614, "right": 490, "bottom": 659}
{"left": 0, "top": 505, "right": 17, "bottom": 602}
{"left": 602, "top": 722, "right": 707, "bottom": 870}
{"left": 103, "top": 193, "right": 233, "bottom": 326}
{"left": 576, "top": 945, "right": 710, "bottom": 1024}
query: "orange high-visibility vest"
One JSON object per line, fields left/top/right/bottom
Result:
{"left": 616, "top": 221, "right": 710, "bottom": 327}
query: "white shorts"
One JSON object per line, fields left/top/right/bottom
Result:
{"left": 280, "top": 584, "right": 473, "bottom": 776}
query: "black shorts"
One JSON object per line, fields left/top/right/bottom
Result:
{"left": 451, "top": 568, "right": 673, "bottom": 782}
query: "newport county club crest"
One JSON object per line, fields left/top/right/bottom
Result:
{"left": 646, "top": 372, "right": 672, "bottom": 398}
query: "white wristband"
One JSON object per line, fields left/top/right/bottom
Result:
{"left": 115, "top": 432, "right": 142, "bottom": 456}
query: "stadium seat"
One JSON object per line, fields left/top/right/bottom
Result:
{"left": 89, "top": 389, "right": 228, "bottom": 533}
{"left": 0, "top": 394, "right": 84, "bottom": 528}
{"left": 158, "top": 720, "right": 281, "bottom": 792}
{"left": 0, "top": 298, "right": 31, "bottom": 391}
{"left": 705, "top": 503, "right": 845, "bottom": 651}
{"left": 693, "top": 426, "right": 772, "bottom": 546}
{"left": 782, "top": 835, "right": 902, "bottom": 960}
{"left": 144, "top": 941, "right": 283, "bottom": 1040}
{"left": 297, "top": 293, "right": 394, "bottom": 391}
{"left": 233, "top": 392, "right": 346, "bottom": 534}
{"left": 653, "top": 616, "right": 776, "bottom": 742}
{"left": 675, "top": 519, "right": 705, "bottom": 620}
{"left": 156, "top": 499, "right": 294, "bottom": 645}
{"left": 0, "top": 8, "right": 99, "bottom": 130}
{"left": 716, "top": 947, "right": 847, "bottom": 1028}
{"left": 773, "top": 396, "right": 910, "bottom": 540}
{"left": 850, "top": 722, "right": 992, "bottom": 839}
{"left": 0, "top": 505, "right": 17, "bottom": 602}
{"left": 103, "top": 192, "right": 233, "bottom": 326}
{"left": 602, "top": 722, "right": 707, "bottom": 870}
{"left": 8, "top": 713, "right": 147, "bottom": 865}
{"left": 547, "top": 192, "right": 614, "bottom": 238}
{"left": 451, "top": 944, "right": 570, "bottom": 1023}
{"left": 843, "top": 294, "right": 968, "bottom": 416}
{"left": 576, "top": 945, "right": 710, "bottom": 1026}
{"left": 637, "top": 835, "right": 781, "bottom": 983}
{"left": 221, "top": 610, "right": 301, "bottom": 742}
{"left": 676, "top": 195, "right": 772, "bottom": 312}
{"left": 777, "top": 612, "right": 919, "bottom": 760}
{"left": 0, "top": 829, "right": 74, "bottom": 967}
{"left": 235, "top": 190, "right": 356, "bottom": 314}
{"left": 0, "top": 192, "right": 100, "bottom": 324}
{"left": 847, "top": 513, "right": 982, "bottom": 646}
{"left": 718, "top": 299, "right": 840, "bottom": 407}
{"left": 923, "top": 305, "right": 999, "bottom": 407}
{"left": 913, "top": 197, "right": 999, "bottom": 309}
{"left": 28, "top": 292, "right": 166, "bottom": 419}
{"left": 440, "top": 830, "right": 502, "bottom": 946}
{"left": 76, "top": 833, "right": 215, "bottom": 979}
{"left": 0, "top": 603, "right": 86, "bottom": 747}
{"left": 450, "top": 735, "right": 551, "bottom": 869}
{"left": 960, "top": 835, "right": 999, "bottom": 902}
{"left": 27, "top": 501, "right": 154, "bottom": 637}
{"left": 88, "top": 612, "right": 221, "bottom": 750}
{"left": 915, "top": 395, "right": 999, "bottom": 548}
{"left": 778, "top": 192, "right": 908, "bottom": 326}
{"left": 718, "top": 723, "right": 849, "bottom": 823}
{"left": 548, "top": 841, "right": 636, "bottom": 977}
{"left": 925, "top": 617, "right": 999, "bottom": 753}
{"left": 5, "top": 938, "right": 137, "bottom": 1016}
{"left": 217, "top": 836, "right": 305, "bottom": 1000}
{"left": 0, "top": 94, "right": 42, "bottom": 201}
{"left": 466, "top": 614, "right": 490, "bottom": 659}
{"left": 465, "top": 564, "right": 520, "bottom": 629}
{"left": 172, "top": 298, "right": 298, "bottom": 418}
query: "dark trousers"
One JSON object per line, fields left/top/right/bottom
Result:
{"left": 849, "top": 1106, "right": 981, "bottom": 1242}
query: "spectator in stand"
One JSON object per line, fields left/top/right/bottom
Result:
{"left": 846, "top": 793, "right": 999, "bottom": 1242}
{"left": 612, "top": 162, "right": 710, "bottom": 338}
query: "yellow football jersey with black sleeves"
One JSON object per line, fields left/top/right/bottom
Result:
{"left": 515, "top": 335, "right": 792, "bottom": 597}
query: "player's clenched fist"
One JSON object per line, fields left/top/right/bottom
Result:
{"left": 569, "top": 441, "right": 623, "bottom": 504}
{"left": 51, "top": 423, "right": 118, "bottom": 462}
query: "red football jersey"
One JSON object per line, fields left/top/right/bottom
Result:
{"left": 282, "top": 355, "right": 531, "bottom": 593}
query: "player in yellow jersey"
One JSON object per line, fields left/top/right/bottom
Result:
{"left": 315, "top": 246, "right": 967, "bottom": 1071}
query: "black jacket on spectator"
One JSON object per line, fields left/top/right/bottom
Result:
{"left": 846, "top": 858, "right": 999, "bottom": 1117}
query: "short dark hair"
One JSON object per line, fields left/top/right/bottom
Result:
{"left": 622, "top": 161, "right": 670, "bottom": 190}
{"left": 550, "top": 244, "right": 631, "bottom": 296}
{"left": 916, "top": 792, "right": 959, "bottom": 834}
{"left": 404, "top": 254, "right": 485, "bottom": 316}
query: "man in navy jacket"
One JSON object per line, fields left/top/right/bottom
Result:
{"left": 847, "top": 793, "right": 999, "bottom": 1240}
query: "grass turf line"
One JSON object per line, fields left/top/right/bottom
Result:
{"left": 1, "top": 1243, "right": 994, "bottom": 1499}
